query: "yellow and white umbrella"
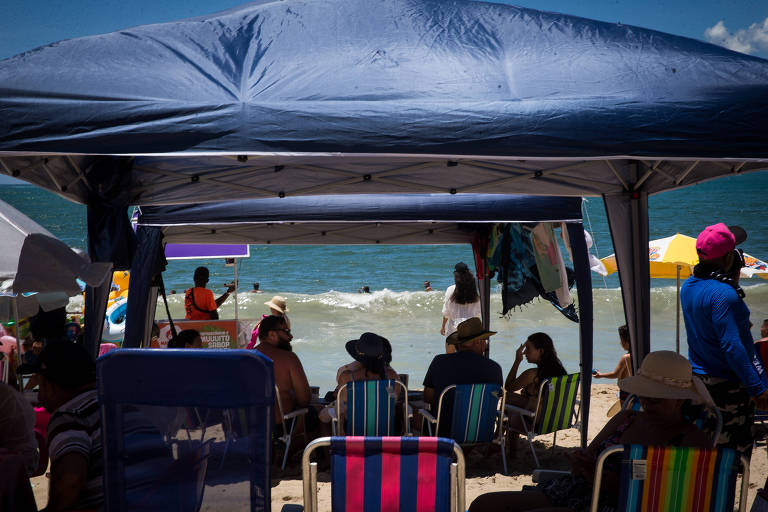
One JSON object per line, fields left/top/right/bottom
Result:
{"left": 600, "top": 233, "right": 768, "bottom": 352}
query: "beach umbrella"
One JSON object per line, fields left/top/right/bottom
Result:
{"left": 0, "top": 200, "right": 112, "bottom": 323}
{"left": 600, "top": 233, "right": 768, "bottom": 352}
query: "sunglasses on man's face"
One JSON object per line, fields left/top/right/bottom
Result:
{"left": 274, "top": 328, "right": 291, "bottom": 334}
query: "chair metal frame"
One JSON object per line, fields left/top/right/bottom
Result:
{"left": 299, "top": 436, "right": 466, "bottom": 512}
{"left": 329, "top": 378, "right": 410, "bottom": 436}
{"left": 419, "top": 383, "right": 507, "bottom": 474}
{"left": 275, "top": 384, "right": 309, "bottom": 471}
{"left": 505, "top": 373, "right": 581, "bottom": 467}
{"left": 591, "top": 444, "right": 750, "bottom": 512}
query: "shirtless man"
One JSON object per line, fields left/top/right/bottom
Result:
{"left": 254, "top": 315, "right": 319, "bottom": 435}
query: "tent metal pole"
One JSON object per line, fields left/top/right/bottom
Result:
{"left": 676, "top": 265, "right": 681, "bottom": 354}
{"left": 12, "top": 297, "right": 20, "bottom": 388}
{"left": 233, "top": 259, "right": 239, "bottom": 324}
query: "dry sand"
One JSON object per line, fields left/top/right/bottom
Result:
{"left": 29, "top": 384, "right": 767, "bottom": 510}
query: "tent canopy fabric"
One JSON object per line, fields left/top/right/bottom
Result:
{"left": 136, "top": 194, "right": 584, "bottom": 245}
{"left": 1, "top": 0, "right": 767, "bottom": 207}
{"left": 1, "top": 0, "right": 766, "bottom": 374}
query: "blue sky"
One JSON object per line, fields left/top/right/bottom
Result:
{"left": 1, "top": 0, "right": 768, "bottom": 61}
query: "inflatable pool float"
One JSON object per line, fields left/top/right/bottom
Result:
{"left": 102, "top": 296, "right": 127, "bottom": 342}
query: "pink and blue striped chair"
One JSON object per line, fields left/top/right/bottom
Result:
{"left": 591, "top": 444, "right": 749, "bottom": 512}
{"left": 293, "top": 436, "right": 465, "bottom": 512}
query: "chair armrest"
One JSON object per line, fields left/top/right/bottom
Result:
{"left": 505, "top": 404, "right": 535, "bottom": 417}
{"left": 532, "top": 469, "right": 571, "bottom": 483}
{"left": 280, "top": 505, "right": 304, "bottom": 512}
{"left": 283, "top": 408, "right": 308, "bottom": 420}
{"left": 418, "top": 408, "right": 437, "bottom": 424}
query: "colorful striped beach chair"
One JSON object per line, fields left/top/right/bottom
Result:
{"left": 591, "top": 444, "right": 749, "bottom": 512}
{"left": 419, "top": 383, "right": 507, "bottom": 474}
{"left": 330, "top": 379, "right": 410, "bottom": 436}
{"left": 505, "top": 372, "right": 580, "bottom": 467}
{"left": 294, "top": 436, "right": 465, "bottom": 512}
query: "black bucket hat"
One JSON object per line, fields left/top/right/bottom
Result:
{"left": 345, "top": 332, "right": 392, "bottom": 363}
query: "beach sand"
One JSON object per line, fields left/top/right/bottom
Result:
{"left": 29, "top": 384, "right": 767, "bottom": 510}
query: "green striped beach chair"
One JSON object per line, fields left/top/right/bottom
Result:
{"left": 331, "top": 379, "right": 410, "bottom": 436}
{"left": 505, "top": 372, "right": 580, "bottom": 467}
{"left": 592, "top": 444, "right": 749, "bottom": 512}
{"left": 419, "top": 383, "right": 508, "bottom": 474}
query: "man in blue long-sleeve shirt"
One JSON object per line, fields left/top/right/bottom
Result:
{"left": 681, "top": 223, "right": 768, "bottom": 457}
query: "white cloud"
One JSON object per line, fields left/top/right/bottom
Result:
{"left": 704, "top": 18, "right": 768, "bottom": 55}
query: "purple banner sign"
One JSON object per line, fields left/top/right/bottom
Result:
{"left": 165, "top": 244, "right": 250, "bottom": 260}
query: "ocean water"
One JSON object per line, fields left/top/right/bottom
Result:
{"left": 2, "top": 172, "right": 767, "bottom": 393}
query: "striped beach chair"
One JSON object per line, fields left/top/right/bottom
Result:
{"left": 295, "top": 436, "right": 465, "bottom": 512}
{"left": 591, "top": 444, "right": 749, "bottom": 512}
{"left": 331, "top": 379, "right": 410, "bottom": 436}
{"left": 505, "top": 372, "right": 580, "bottom": 467}
{"left": 419, "top": 383, "right": 507, "bottom": 474}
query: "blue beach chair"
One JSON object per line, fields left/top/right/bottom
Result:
{"left": 98, "top": 349, "right": 275, "bottom": 512}
{"left": 419, "top": 383, "right": 507, "bottom": 474}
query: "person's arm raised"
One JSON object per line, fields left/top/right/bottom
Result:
{"left": 504, "top": 344, "right": 533, "bottom": 394}
{"left": 214, "top": 284, "right": 236, "bottom": 308}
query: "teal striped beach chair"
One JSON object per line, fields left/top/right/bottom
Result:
{"left": 330, "top": 379, "right": 410, "bottom": 436}
{"left": 505, "top": 372, "right": 580, "bottom": 467}
{"left": 419, "top": 383, "right": 507, "bottom": 474}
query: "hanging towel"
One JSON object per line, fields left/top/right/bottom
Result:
{"left": 531, "top": 223, "right": 561, "bottom": 293}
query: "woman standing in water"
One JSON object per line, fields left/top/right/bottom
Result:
{"left": 440, "top": 262, "right": 481, "bottom": 353}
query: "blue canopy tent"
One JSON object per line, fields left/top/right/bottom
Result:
{"left": 131, "top": 193, "right": 595, "bottom": 445}
{"left": 1, "top": 0, "right": 768, "bottom": 370}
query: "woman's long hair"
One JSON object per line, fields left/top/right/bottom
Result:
{"left": 360, "top": 356, "right": 387, "bottom": 379}
{"left": 528, "top": 332, "right": 566, "bottom": 382}
{"left": 451, "top": 268, "right": 479, "bottom": 304}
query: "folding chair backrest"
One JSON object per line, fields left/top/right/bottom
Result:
{"left": 98, "top": 349, "right": 275, "bottom": 512}
{"left": 533, "top": 373, "right": 580, "bottom": 435}
{"left": 612, "top": 445, "right": 745, "bottom": 512}
{"left": 344, "top": 379, "right": 398, "bottom": 436}
{"left": 328, "top": 436, "right": 461, "bottom": 512}
{"left": 447, "top": 383, "right": 502, "bottom": 443}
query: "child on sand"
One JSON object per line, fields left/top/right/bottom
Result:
{"left": 593, "top": 324, "right": 632, "bottom": 402}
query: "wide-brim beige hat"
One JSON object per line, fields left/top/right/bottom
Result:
{"left": 618, "top": 350, "right": 714, "bottom": 406}
{"left": 446, "top": 317, "right": 495, "bottom": 345}
{"left": 264, "top": 295, "right": 289, "bottom": 313}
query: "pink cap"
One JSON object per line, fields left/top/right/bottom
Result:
{"left": 696, "top": 223, "right": 735, "bottom": 260}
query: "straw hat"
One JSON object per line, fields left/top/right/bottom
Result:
{"left": 264, "top": 295, "right": 289, "bottom": 313}
{"left": 618, "top": 351, "right": 714, "bottom": 406}
{"left": 445, "top": 317, "right": 496, "bottom": 346}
